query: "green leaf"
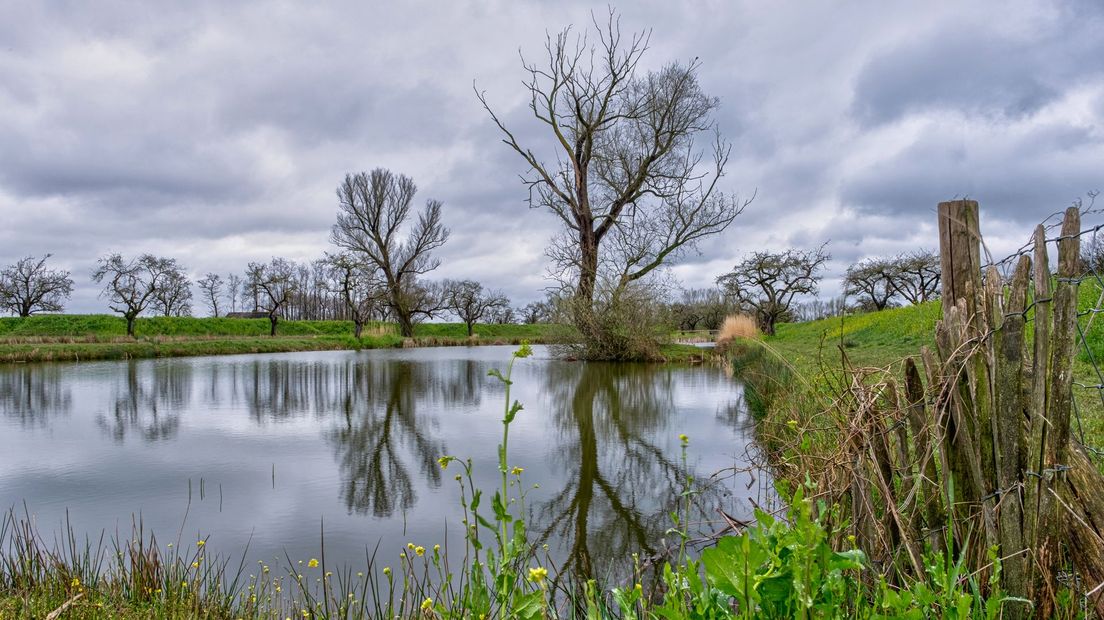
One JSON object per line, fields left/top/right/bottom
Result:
{"left": 505, "top": 400, "right": 523, "bottom": 423}
{"left": 512, "top": 590, "right": 544, "bottom": 620}
{"left": 487, "top": 368, "right": 512, "bottom": 384}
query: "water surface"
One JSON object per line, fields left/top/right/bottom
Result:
{"left": 0, "top": 346, "right": 763, "bottom": 579}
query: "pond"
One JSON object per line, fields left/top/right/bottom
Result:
{"left": 0, "top": 345, "right": 764, "bottom": 581}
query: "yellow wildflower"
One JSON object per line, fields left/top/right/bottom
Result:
{"left": 415, "top": 546, "right": 425, "bottom": 556}
{"left": 196, "top": 540, "right": 205, "bottom": 547}
{"left": 528, "top": 566, "right": 548, "bottom": 583}
{"left": 421, "top": 598, "right": 434, "bottom": 611}
{"left": 383, "top": 566, "right": 391, "bottom": 576}
{"left": 70, "top": 577, "right": 81, "bottom": 588}
{"left": 307, "top": 558, "right": 319, "bottom": 568}
{"left": 678, "top": 433, "right": 689, "bottom": 444}
{"left": 510, "top": 466, "right": 524, "bottom": 475}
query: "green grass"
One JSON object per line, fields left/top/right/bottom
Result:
{"left": 0, "top": 315, "right": 560, "bottom": 363}
{"left": 768, "top": 301, "right": 941, "bottom": 372}
{"left": 733, "top": 278, "right": 1104, "bottom": 470}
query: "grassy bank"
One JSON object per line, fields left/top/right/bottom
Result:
{"left": 734, "top": 280, "right": 1104, "bottom": 456}
{"left": 0, "top": 315, "right": 560, "bottom": 363}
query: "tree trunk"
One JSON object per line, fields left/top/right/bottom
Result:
{"left": 269, "top": 314, "right": 278, "bottom": 337}
{"left": 467, "top": 321, "right": 474, "bottom": 337}
{"left": 396, "top": 311, "right": 415, "bottom": 338}
{"left": 575, "top": 228, "right": 599, "bottom": 323}
{"left": 354, "top": 320, "right": 363, "bottom": 339}
{"left": 126, "top": 315, "right": 136, "bottom": 337}
{"left": 762, "top": 313, "right": 776, "bottom": 337}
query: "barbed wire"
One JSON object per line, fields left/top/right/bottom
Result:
{"left": 984, "top": 191, "right": 1104, "bottom": 463}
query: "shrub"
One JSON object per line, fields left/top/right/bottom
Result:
{"left": 716, "top": 314, "right": 760, "bottom": 349}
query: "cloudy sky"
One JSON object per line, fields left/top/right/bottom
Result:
{"left": 1, "top": 1, "right": 1102, "bottom": 313}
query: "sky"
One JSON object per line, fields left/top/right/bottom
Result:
{"left": 1, "top": 1, "right": 1102, "bottom": 314}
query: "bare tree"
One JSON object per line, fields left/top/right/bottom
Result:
{"left": 844, "top": 258, "right": 896, "bottom": 312}
{"left": 197, "top": 273, "right": 224, "bottom": 317}
{"left": 150, "top": 262, "right": 192, "bottom": 317}
{"left": 0, "top": 254, "right": 74, "bottom": 317}
{"left": 325, "top": 252, "right": 385, "bottom": 339}
{"left": 487, "top": 305, "right": 516, "bottom": 324}
{"left": 225, "top": 273, "right": 242, "bottom": 314}
{"left": 92, "top": 253, "right": 180, "bottom": 336}
{"left": 444, "top": 279, "right": 509, "bottom": 336}
{"left": 716, "top": 246, "right": 830, "bottom": 336}
{"left": 888, "top": 249, "right": 941, "bottom": 304}
{"left": 669, "top": 287, "right": 737, "bottom": 331}
{"left": 520, "top": 300, "right": 552, "bottom": 324}
{"left": 246, "top": 258, "right": 299, "bottom": 336}
{"left": 477, "top": 11, "right": 750, "bottom": 334}
{"left": 331, "top": 169, "right": 450, "bottom": 337}
{"left": 243, "top": 263, "right": 264, "bottom": 312}
{"left": 793, "top": 296, "right": 849, "bottom": 322}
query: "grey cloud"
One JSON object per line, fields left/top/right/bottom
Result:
{"left": 2, "top": 1, "right": 1103, "bottom": 313}
{"left": 841, "top": 118, "right": 1104, "bottom": 222}
{"left": 851, "top": 9, "right": 1104, "bottom": 126}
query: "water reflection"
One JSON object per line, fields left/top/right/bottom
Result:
{"left": 0, "top": 365, "right": 72, "bottom": 426}
{"left": 328, "top": 361, "right": 449, "bottom": 517}
{"left": 0, "top": 348, "right": 759, "bottom": 579}
{"left": 537, "top": 363, "right": 728, "bottom": 582}
{"left": 98, "top": 362, "right": 191, "bottom": 441}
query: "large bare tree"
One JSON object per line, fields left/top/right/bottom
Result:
{"left": 477, "top": 12, "right": 750, "bottom": 331}
{"left": 716, "top": 247, "right": 829, "bottom": 336}
{"left": 0, "top": 254, "right": 74, "bottom": 317}
{"left": 331, "top": 168, "right": 450, "bottom": 337}
{"left": 92, "top": 253, "right": 180, "bottom": 336}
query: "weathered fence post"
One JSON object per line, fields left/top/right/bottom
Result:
{"left": 936, "top": 200, "right": 999, "bottom": 550}
{"left": 835, "top": 200, "right": 1104, "bottom": 615}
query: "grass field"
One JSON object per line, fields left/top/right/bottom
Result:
{"left": 0, "top": 315, "right": 561, "bottom": 363}
{"left": 735, "top": 278, "right": 1104, "bottom": 466}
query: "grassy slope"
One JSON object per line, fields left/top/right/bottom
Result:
{"left": 745, "top": 279, "right": 1104, "bottom": 456}
{"left": 0, "top": 315, "right": 558, "bottom": 363}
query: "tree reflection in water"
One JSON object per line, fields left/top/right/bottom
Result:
{"left": 535, "top": 362, "right": 729, "bottom": 586}
{"left": 326, "top": 358, "right": 482, "bottom": 517}
{"left": 98, "top": 361, "right": 191, "bottom": 441}
{"left": 0, "top": 364, "right": 72, "bottom": 427}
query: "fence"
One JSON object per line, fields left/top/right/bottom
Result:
{"left": 828, "top": 200, "right": 1104, "bottom": 618}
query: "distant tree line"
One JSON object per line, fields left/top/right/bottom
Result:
{"left": 0, "top": 241, "right": 944, "bottom": 340}
{"left": 661, "top": 248, "right": 941, "bottom": 337}
{"left": 0, "top": 170, "right": 562, "bottom": 339}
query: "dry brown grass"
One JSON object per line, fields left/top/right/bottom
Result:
{"left": 715, "top": 314, "right": 759, "bottom": 347}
